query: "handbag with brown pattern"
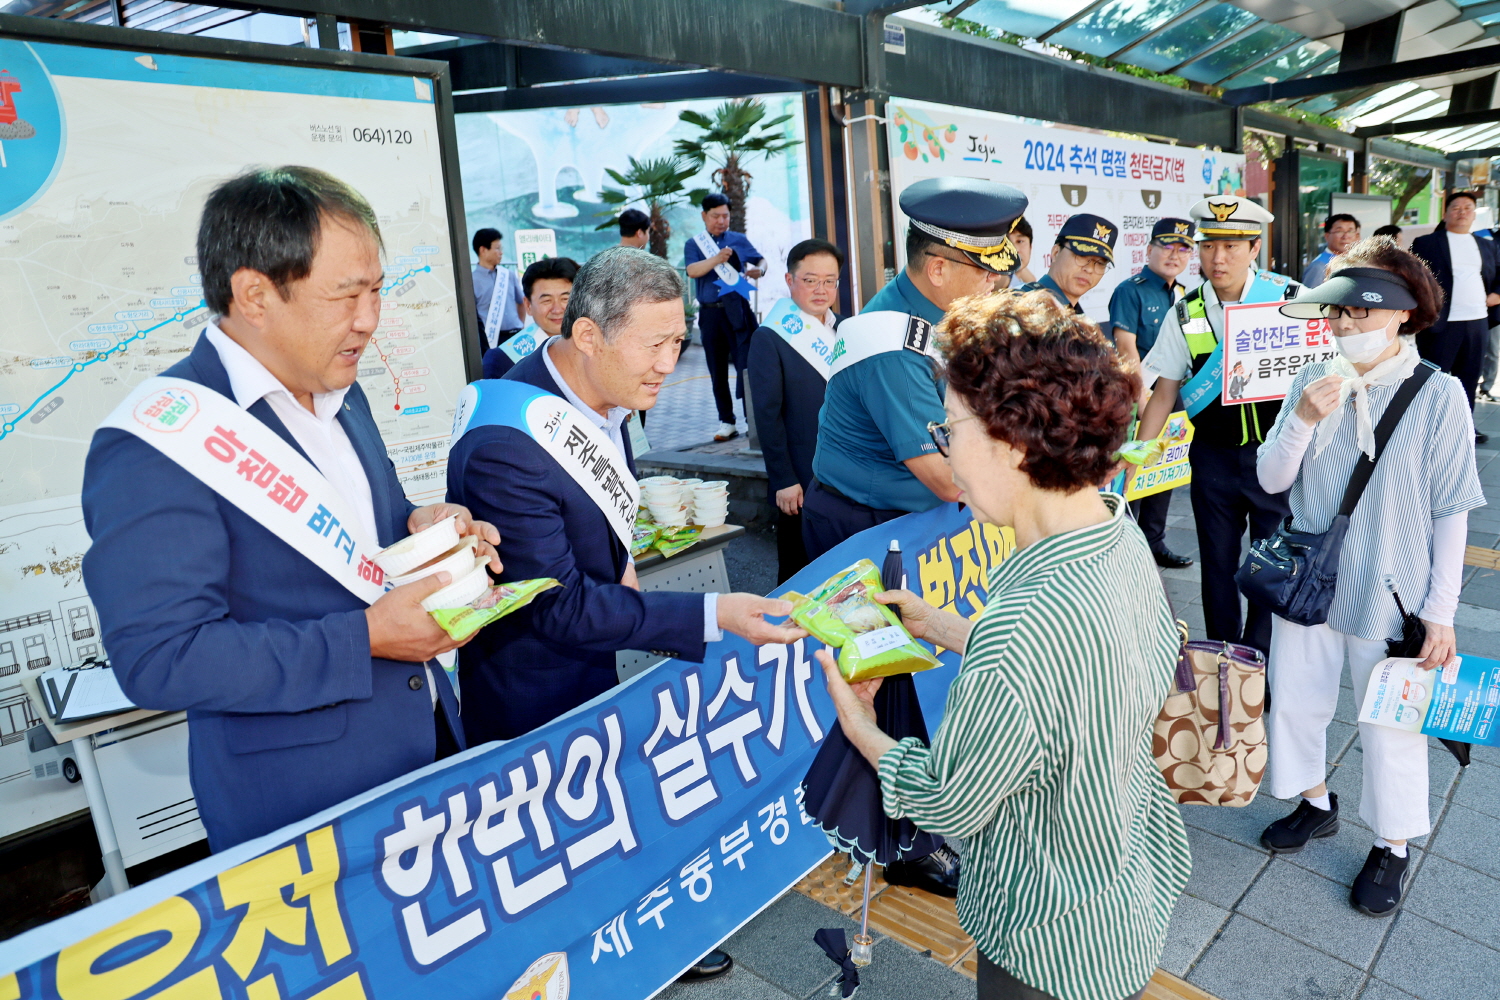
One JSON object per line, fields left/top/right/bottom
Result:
{"left": 1153, "top": 627, "right": 1268, "bottom": 807}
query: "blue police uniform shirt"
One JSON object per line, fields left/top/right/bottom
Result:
{"left": 812, "top": 269, "right": 947, "bottom": 513}
{"left": 1019, "top": 273, "right": 1083, "bottom": 314}
{"left": 1107, "top": 265, "right": 1181, "bottom": 355}
{"left": 683, "top": 230, "right": 763, "bottom": 305}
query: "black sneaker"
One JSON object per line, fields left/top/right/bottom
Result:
{"left": 1351, "top": 845, "right": 1411, "bottom": 917}
{"left": 883, "top": 843, "right": 960, "bottom": 898}
{"left": 1260, "top": 793, "right": 1339, "bottom": 853}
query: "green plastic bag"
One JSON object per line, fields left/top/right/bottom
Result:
{"left": 429, "top": 577, "right": 561, "bottom": 641}
{"left": 784, "top": 559, "right": 939, "bottom": 682}
{"left": 631, "top": 521, "right": 661, "bottom": 558}
{"left": 654, "top": 524, "right": 703, "bottom": 558}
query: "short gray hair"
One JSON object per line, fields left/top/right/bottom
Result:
{"left": 561, "top": 246, "right": 685, "bottom": 341}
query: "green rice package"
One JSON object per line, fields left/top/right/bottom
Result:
{"left": 784, "top": 559, "right": 940, "bottom": 682}
{"left": 654, "top": 524, "right": 703, "bottom": 558}
{"left": 631, "top": 521, "right": 661, "bottom": 558}
{"left": 428, "top": 578, "right": 561, "bottom": 641}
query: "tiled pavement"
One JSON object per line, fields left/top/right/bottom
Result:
{"left": 658, "top": 370, "right": 1500, "bottom": 999}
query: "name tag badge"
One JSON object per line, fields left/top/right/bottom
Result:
{"left": 1183, "top": 318, "right": 1212, "bottom": 336}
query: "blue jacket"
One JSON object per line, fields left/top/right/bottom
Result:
{"left": 447, "top": 348, "right": 706, "bottom": 743}
{"left": 1411, "top": 227, "right": 1500, "bottom": 330}
{"left": 747, "top": 319, "right": 837, "bottom": 497}
{"left": 80, "top": 332, "right": 459, "bottom": 852}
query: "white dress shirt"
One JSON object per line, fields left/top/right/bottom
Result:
{"left": 540, "top": 337, "right": 724, "bottom": 643}
{"left": 206, "top": 324, "right": 379, "bottom": 546}
{"left": 1447, "top": 231, "right": 1488, "bottom": 322}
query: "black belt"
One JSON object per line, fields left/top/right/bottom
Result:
{"left": 813, "top": 478, "right": 851, "bottom": 502}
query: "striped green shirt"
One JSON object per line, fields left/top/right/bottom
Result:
{"left": 878, "top": 496, "right": 1191, "bottom": 1000}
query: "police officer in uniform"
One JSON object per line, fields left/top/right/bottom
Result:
{"left": 1109, "top": 217, "right": 1196, "bottom": 570}
{"left": 803, "top": 177, "right": 1028, "bottom": 562}
{"left": 1019, "top": 213, "right": 1118, "bottom": 314}
{"left": 1137, "top": 196, "right": 1298, "bottom": 654}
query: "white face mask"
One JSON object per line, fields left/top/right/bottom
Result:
{"left": 1333, "top": 315, "right": 1400, "bottom": 364}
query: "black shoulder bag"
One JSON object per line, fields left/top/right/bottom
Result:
{"left": 1236, "top": 361, "right": 1438, "bottom": 627}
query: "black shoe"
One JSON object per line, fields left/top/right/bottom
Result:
{"left": 1477, "top": 432, "right": 1490, "bottom": 445}
{"left": 882, "top": 843, "right": 960, "bottom": 898}
{"left": 1351, "top": 845, "right": 1411, "bottom": 917}
{"left": 1260, "top": 794, "right": 1339, "bottom": 854}
{"left": 1153, "top": 548, "right": 1194, "bottom": 569}
{"left": 677, "top": 949, "right": 733, "bottom": 981}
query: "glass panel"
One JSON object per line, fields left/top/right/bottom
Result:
{"left": 1221, "top": 40, "right": 1334, "bottom": 88}
{"left": 1049, "top": 0, "right": 1198, "bottom": 57}
{"left": 1298, "top": 154, "right": 1345, "bottom": 275}
{"left": 1119, "top": 4, "right": 1260, "bottom": 73}
{"left": 947, "top": 0, "right": 1095, "bottom": 40}
{"left": 1178, "top": 22, "right": 1302, "bottom": 84}
{"left": 1352, "top": 92, "right": 1446, "bottom": 127}
{"left": 1337, "top": 83, "right": 1420, "bottom": 120}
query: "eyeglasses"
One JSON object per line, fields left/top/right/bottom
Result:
{"left": 1319, "top": 304, "right": 1374, "bottom": 319}
{"left": 1069, "top": 254, "right": 1109, "bottom": 274}
{"left": 1151, "top": 243, "right": 1193, "bottom": 255}
{"left": 795, "top": 275, "right": 840, "bottom": 291}
{"left": 922, "top": 249, "right": 996, "bottom": 276}
{"left": 926, "top": 416, "right": 979, "bottom": 457}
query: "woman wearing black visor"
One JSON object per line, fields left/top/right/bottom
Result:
{"left": 1254, "top": 238, "right": 1484, "bottom": 915}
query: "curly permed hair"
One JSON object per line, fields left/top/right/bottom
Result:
{"left": 938, "top": 290, "right": 1140, "bottom": 492}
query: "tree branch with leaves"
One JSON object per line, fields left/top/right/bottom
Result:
{"left": 595, "top": 155, "right": 708, "bottom": 259}
{"left": 675, "top": 98, "right": 800, "bottom": 233}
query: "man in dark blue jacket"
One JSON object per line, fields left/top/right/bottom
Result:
{"left": 1411, "top": 190, "right": 1500, "bottom": 442}
{"left": 448, "top": 247, "right": 803, "bottom": 743}
{"left": 82, "top": 167, "right": 499, "bottom": 851}
{"left": 748, "top": 238, "right": 844, "bottom": 582}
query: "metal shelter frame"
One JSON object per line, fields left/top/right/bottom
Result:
{"left": 6, "top": 0, "right": 1499, "bottom": 300}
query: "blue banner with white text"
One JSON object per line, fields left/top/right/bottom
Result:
{"left": 0, "top": 503, "right": 1011, "bottom": 1000}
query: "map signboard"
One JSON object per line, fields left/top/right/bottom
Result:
{"left": 0, "top": 20, "right": 472, "bottom": 838}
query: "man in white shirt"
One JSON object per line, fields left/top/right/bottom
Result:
{"left": 82, "top": 166, "right": 500, "bottom": 850}
{"left": 1411, "top": 191, "right": 1500, "bottom": 443}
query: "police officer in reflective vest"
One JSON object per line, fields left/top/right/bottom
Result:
{"left": 1137, "top": 196, "right": 1299, "bottom": 654}
{"left": 803, "top": 177, "right": 1028, "bottom": 563}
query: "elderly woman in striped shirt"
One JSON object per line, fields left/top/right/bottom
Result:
{"left": 1255, "top": 239, "right": 1483, "bottom": 916}
{"left": 819, "top": 291, "right": 1190, "bottom": 1000}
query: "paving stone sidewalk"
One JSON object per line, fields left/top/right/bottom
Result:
{"left": 657, "top": 372, "right": 1500, "bottom": 1000}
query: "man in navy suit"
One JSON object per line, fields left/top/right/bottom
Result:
{"left": 1411, "top": 190, "right": 1500, "bottom": 442}
{"left": 448, "top": 247, "right": 803, "bottom": 983}
{"left": 82, "top": 167, "right": 499, "bottom": 851}
{"left": 449, "top": 245, "right": 804, "bottom": 744}
{"left": 748, "top": 238, "right": 844, "bottom": 582}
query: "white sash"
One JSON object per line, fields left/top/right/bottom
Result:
{"left": 450, "top": 380, "right": 639, "bottom": 549}
{"left": 100, "top": 378, "right": 389, "bottom": 604}
{"left": 484, "top": 267, "right": 513, "bottom": 349}
{"left": 691, "top": 230, "right": 752, "bottom": 294}
{"left": 760, "top": 297, "right": 838, "bottom": 381}
{"left": 827, "top": 310, "right": 940, "bottom": 379}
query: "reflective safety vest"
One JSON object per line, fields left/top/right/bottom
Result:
{"left": 1178, "top": 270, "right": 1299, "bottom": 448}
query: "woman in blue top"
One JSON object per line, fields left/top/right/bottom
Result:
{"left": 1255, "top": 238, "right": 1484, "bottom": 916}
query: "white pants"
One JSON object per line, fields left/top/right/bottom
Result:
{"left": 1266, "top": 616, "right": 1430, "bottom": 840}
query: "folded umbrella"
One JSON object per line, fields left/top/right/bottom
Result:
{"left": 1385, "top": 579, "right": 1469, "bottom": 767}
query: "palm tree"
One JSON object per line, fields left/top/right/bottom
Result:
{"left": 595, "top": 155, "right": 707, "bottom": 259}
{"left": 675, "top": 98, "right": 800, "bottom": 232}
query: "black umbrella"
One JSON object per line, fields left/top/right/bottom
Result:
{"left": 1385, "top": 579, "right": 1469, "bottom": 767}
{"left": 804, "top": 541, "right": 942, "bottom": 975}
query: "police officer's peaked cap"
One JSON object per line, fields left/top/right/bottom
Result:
{"left": 900, "top": 177, "right": 1029, "bottom": 274}
{"left": 1279, "top": 266, "right": 1418, "bottom": 319}
{"left": 1190, "top": 195, "right": 1273, "bottom": 241}
{"left": 1151, "top": 217, "right": 1195, "bottom": 247}
{"left": 1056, "top": 213, "right": 1119, "bottom": 263}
